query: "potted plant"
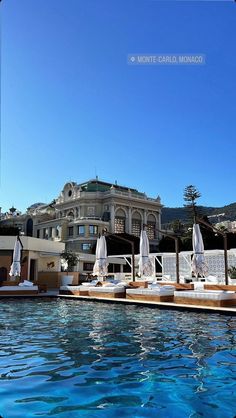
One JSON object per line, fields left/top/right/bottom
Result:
{"left": 60, "top": 250, "right": 79, "bottom": 286}
{"left": 228, "top": 266, "right": 236, "bottom": 280}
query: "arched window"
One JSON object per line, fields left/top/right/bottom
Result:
{"left": 147, "top": 214, "right": 156, "bottom": 240}
{"left": 115, "top": 208, "right": 126, "bottom": 233}
{"left": 132, "top": 211, "right": 142, "bottom": 237}
{"left": 26, "top": 218, "right": 33, "bottom": 237}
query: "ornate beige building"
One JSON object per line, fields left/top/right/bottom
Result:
{"left": 32, "top": 179, "right": 162, "bottom": 253}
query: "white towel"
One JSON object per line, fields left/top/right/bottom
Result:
{"left": 19, "top": 280, "right": 34, "bottom": 287}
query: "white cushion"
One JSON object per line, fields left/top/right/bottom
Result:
{"left": 148, "top": 284, "right": 175, "bottom": 290}
{"left": 89, "top": 286, "right": 125, "bottom": 294}
{"left": 0, "top": 286, "right": 38, "bottom": 291}
{"left": 116, "top": 281, "right": 129, "bottom": 287}
{"left": 126, "top": 288, "right": 174, "bottom": 296}
{"left": 161, "top": 285, "right": 175, "bottom": 290}
{"left": 106, "top": 279, "right": 121, "bottom": 285}
{"left": 60, "top": 286, "right": 82, "bottom": 291}
{"left": 18, "top": 280, "right": 34, "bottom": 287}
{"left": 174, "top": 290, "right": 236, "bottom": 301}
{"left": 148, "top": 283, "right": 160, "bottom": 289}
{"left": 81, "top": 281, "right": 98, "bottom": 287}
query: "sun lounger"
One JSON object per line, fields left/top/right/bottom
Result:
{"left": 88, "top": 286, "right": 126, "bottom": 298}
{"left": 126, "top": 285, "right": 175, "bottom": 302}
{"left": 174, "top": 290, "right": 236, "bottom": 307}
{"left": 0, "top": 286, "right": 38, "bottom": 295}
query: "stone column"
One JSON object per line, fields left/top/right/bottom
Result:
{"left": 157, "top": 212, "right": 161, "bottom": 239}
{"left": 143, "top": 210, "right": 147, "bottom": 228}
{"left": 128, "top": 207, "right": 132, "bottom": 234}
{"left": 58, "top": 226, "right": 62, "bottom": 239}
{"left": 52, "top": 227, "right": 56, "bottom": 239}
{"left": 110, "top": 204, "right": 115, "bottom": 233}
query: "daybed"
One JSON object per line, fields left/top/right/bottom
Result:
{"left": 126, "top": 285, "right": 175, "bottom": 302}
{"left": 88, "top": 285, "right": 126, "bottom": 298}
{"left": 174, "top": 290, "right": 236, "bottom": 307}
{"left": 60, "top": 279, "right": 129, "bottom": 297}
{"left": 0, "top": 285, "right": 39, "bottom": 296}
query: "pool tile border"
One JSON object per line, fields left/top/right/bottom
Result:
{"left": 58, "top": 294, "right": 236, "bottom": 316}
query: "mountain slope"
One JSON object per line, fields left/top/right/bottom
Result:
{"left": 162, "top": 202, "right": 236, "bottom": 224}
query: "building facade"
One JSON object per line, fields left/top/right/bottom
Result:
{"left": 0, "top": 179, "right": 162, "bottom": 274}
{"left": 0, "top": 235, "right": 65, "bottom": 284}
{"left": 32, "top": 179, "right": 162, "bottom": 253}
{"left": 215, "top": 220, "right": 236, "bottom": 233}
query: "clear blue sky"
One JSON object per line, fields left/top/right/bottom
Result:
{"left": 1, "top": 0, "right": 236, "bottom": 213}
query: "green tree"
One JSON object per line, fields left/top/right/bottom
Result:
{"left": 60, "top": 251, "right": 79, "bottom": 274}
{"left": 183, "top": 185, "right": 201, "bottom": 222}
{"left": 170, "top": 219, "right": 185, "bottom": 234}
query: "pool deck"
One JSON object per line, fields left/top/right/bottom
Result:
{"left": 1, "top": 290, "right": 236, "bottom": 315}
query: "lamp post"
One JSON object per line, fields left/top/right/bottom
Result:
{"left": 102, "top": 229, "right": 135, "bottom": 281}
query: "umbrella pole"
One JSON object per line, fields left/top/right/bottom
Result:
{"left": 131, "top": 242, "right": 135, "bottom": 282}
{"left": 175, "top": 238, "right": 180, "bottom": 284}
{"left": 196, "top": 218, "right": 229, "bottom": 286}
{"left": 224, "top": 235, "right": 229, "bottom": 285}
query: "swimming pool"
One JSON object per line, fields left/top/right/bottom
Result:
{"left": 0, "top": 299, "right": 235, "bottom": 418}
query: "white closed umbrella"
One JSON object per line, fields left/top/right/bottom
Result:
{"left": 9, "top": 236, "right": 23, "bottom": 277}
{"left": 92, "top": 236, "right": 108, "bottom": 278}
{"left": 138, "top": 230, "right": 153, "bottom": 277}
{"left": 192, "top": 224, "right": 208, "bottom": 278}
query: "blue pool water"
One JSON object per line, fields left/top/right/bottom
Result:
{"left": 0, "top": 300, "right": 235, "bottom": 418}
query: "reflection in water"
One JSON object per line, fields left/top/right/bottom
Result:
{"left": 0, "top": 299, "right": 235, "bottom": 418}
